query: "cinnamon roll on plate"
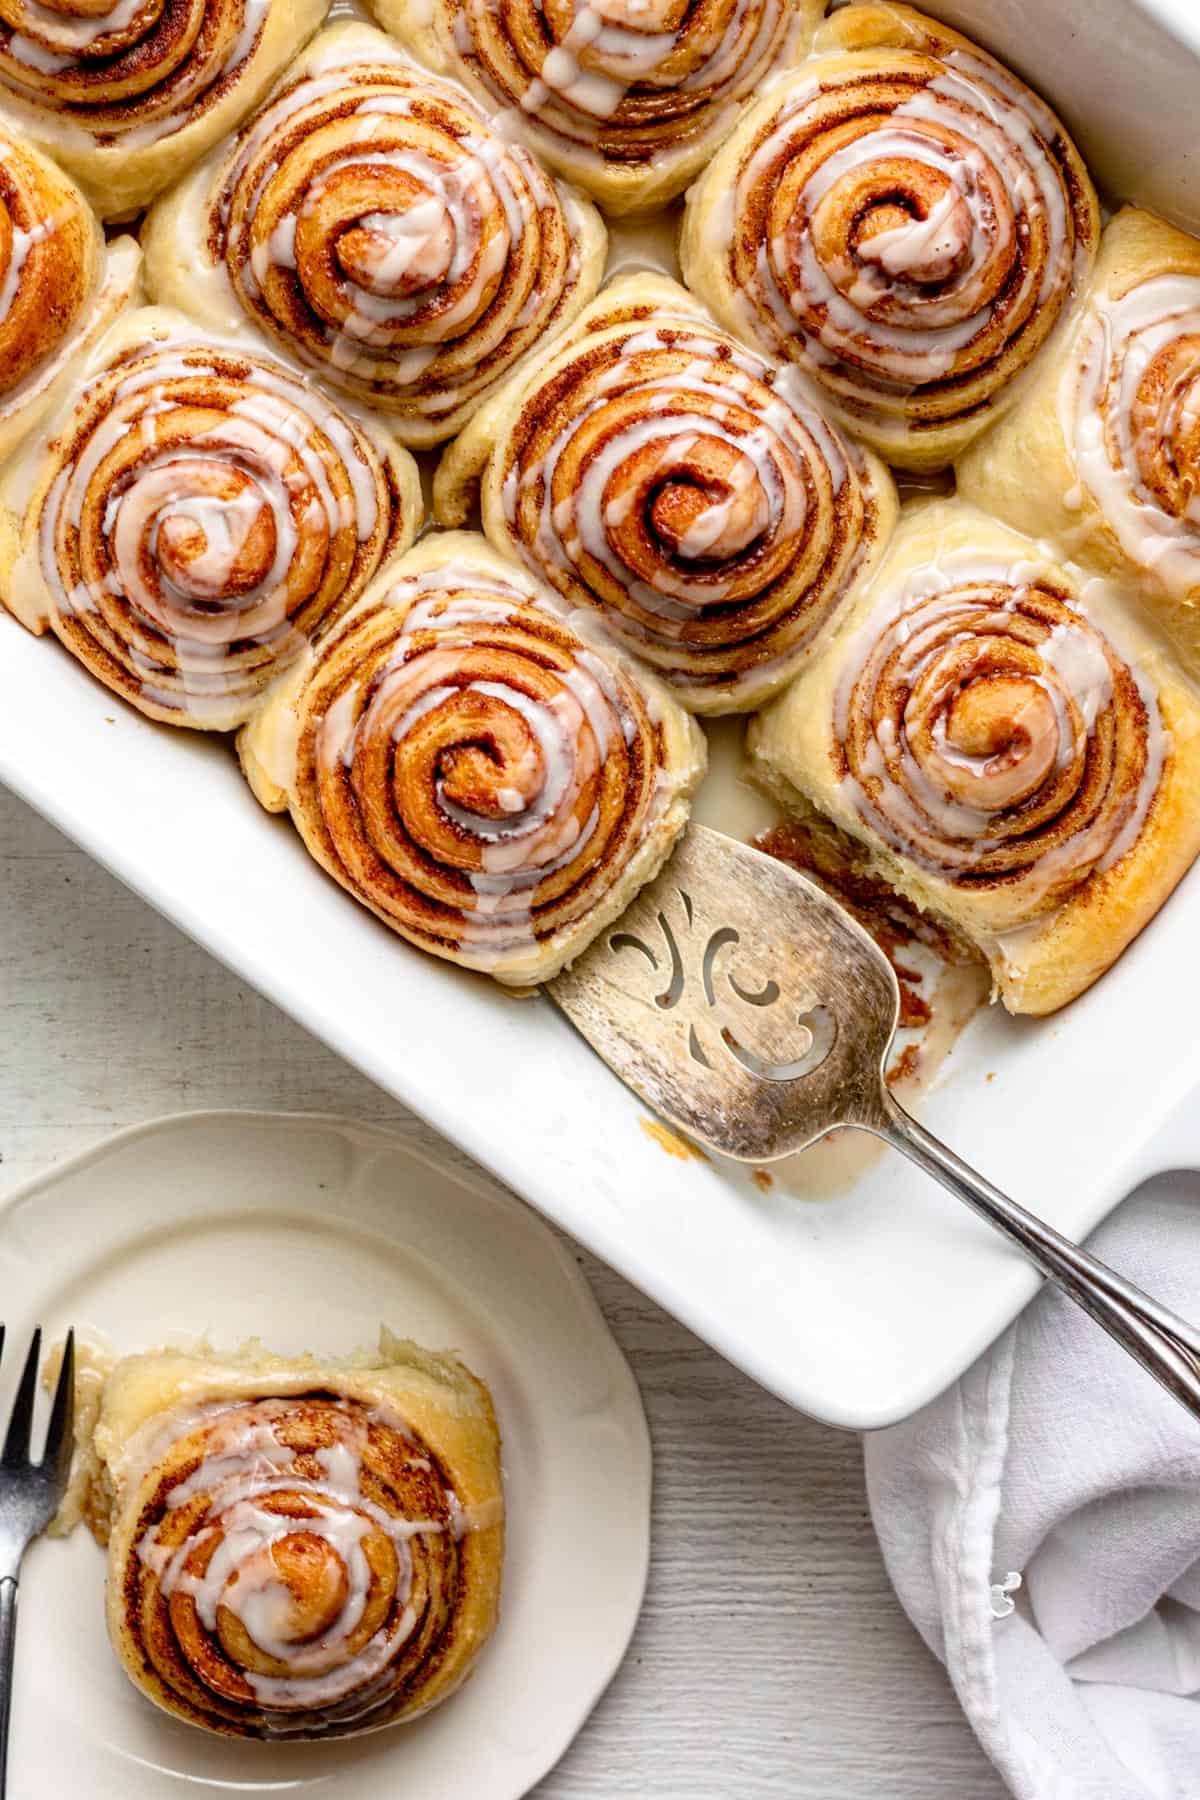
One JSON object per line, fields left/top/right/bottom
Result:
{"left": 749, "top": 500, "right": 1200, "bottom": 1015}
{"left": 77, "top": 1334, "right": 503, "bottom": 1740}
{"left": 0, "top": 306, "right": 421, "bottom": 731}
{"left": 959, "top": 208, "right": 1200, "bottom": 682}
{"left": 239, "top": 531, "right": 706, "bottom": 984}
{"left": 141, "top": 21, "right": 607, "bottom": 446}
{"left": 0, "top": 0, "right": 326, "bottom": 220}
{"left": 16, "top": 1112, "right": 650, "bottom": 1786}
{"left": 682, "top": 3, "right": 1099, "bottom": 470}
{"left": 436, "top": 272, "right": 898, "bottom": 715}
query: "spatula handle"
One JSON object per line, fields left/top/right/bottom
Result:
{"left": 880, "top": 1094, "right": 1200, "bottom": 1421}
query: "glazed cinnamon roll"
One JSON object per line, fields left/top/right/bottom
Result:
{"left": 682, "top": 3, "right": 1099, "bottom": 471}
{"left": 0, "top": 0, "right": 325, "bottom": 221}
{"left": 0, "top": 307, "right": 421, "bottom": 731}
{"left": 141, "top": 22, "right": 607, "bottom": 447}
{"left": 959, "top": 208, "right": 1200, "bottom": 678}
{"left": 0, "top": 122, "right": 140, "bottom": 462}
{"left": 77, "top": 1335, "right": 503, "bottom": 1739}
{"left": 239, "top": 531, "right": 706, "bottom": 984}
{"left": 436, "top": 273, "right": 897, "bottom": 714}
{"left": 748, "top": 500, "right": 1200, "bottom": 1015}
{"left": 371, "top": 0, "right": 821, "bottom": 213}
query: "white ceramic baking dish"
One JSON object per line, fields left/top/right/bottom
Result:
{"left": 3, "top": 0, "right": 1199, "bottom": 1431}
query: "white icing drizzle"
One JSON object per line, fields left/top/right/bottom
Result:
{"left": 7, "top": 34, "right": 71, "bottom": 74}
{"left": 10, "top": 0, "right": 151, "bottom": 55}
{"left": 0, "top": 233, "right": 138, "bottom": 450}
{"left": 311, "top": 564, "right": 665, "bottom": 969}
{"left": 215, "top": 39, "right": 586, "bottom": 423}
{"left": 720, "top": 38, "right": 1088, "bottom": 425}
{"left": 498, "top": 311, "right": 876, "bottom": 698}
{"left": 833, "top": 547, "right": 1167, "bottom": 906}
{"left": 135, "top": 1396, "right": 464, "bottom": 1723}
{"left": 0, "top": 0, "right": 271, "bottom": 147}
{"left": 454, "top": 0, "right": 797, "bottom": 172}
{"left": 1064, "top": 273, "right": 1200, "bottom": 594}
{"left": 0, "top": 210, "right": 58, "bottom": 330}
{"left": 34, "top": 332, "right": 388, "bottom": 722}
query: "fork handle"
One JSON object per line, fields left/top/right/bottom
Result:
{"left": 0, "top": 1577, "right": 15, "bottom": 1797}
{"left": 880, "top": 1093, "right": 1200, "bottom": 1420}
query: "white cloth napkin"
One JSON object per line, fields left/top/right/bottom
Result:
{"left": 865, "top": 1177, "right": 1200, "bottom": 1800}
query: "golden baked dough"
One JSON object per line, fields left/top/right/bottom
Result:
{"left": 0, "top": 0, "right": 327, "bottom": 221}
{"left": 436, "top": 271, "right": 898, "bottom": 715}
{"left": 369, "top": 0, "right": 822, "bottom": 213}
{"left": 239, "top": 530, "right": 706, "bottom": 984}
{"left": 749, "top": 500, "right": 1200, "bottom": 1016}
{"left": 0, "top": 305, "right": 422, "bottom": 730}
{"left": 80, "top": 1333, "right": 503, "bottom": 1739}
{"left": 681, "top": 2, "right": 1099, "bottom": 470}
{"left": 0, "top": 122, "right": 140, "bottom": 463}
{"left": 958, "top": 207, "right": 1200, "bottom": 679}
{"left": 141, "top": 21, "right": 607, "bottom": 447}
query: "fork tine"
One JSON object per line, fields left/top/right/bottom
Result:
{"left": 43, "top": 1330, "right": 75, "bottom": 1488}
{"left": 1, "top": 1328, "right": 41, "bottom": 1468}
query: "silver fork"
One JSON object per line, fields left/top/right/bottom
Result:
{"left": 550, "top": 826, "right": 1200, "bottom": 1421}
{"left": 0, "top": 1328, "right": 74, "bottom": 1797}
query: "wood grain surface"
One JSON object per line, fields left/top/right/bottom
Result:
{"left": 0, "top": 783, "right": 1007, "bottom": 1798}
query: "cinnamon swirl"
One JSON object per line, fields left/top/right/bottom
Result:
{"left": 682, "top": 3, "right": 1099, "bottom": 471}
{"left": 0, "top": 0, "right": 325, "bottom": 221}
{"left": 0, "top": 121, "right": 140, "bottom": 463}
{"left": 238, "top": 530, "right": 706, "bottom": 984}
{"left": 959, "top": 208, "right": 1200, "bottom": 679}
{"left": 370, "top": 0, "right": 821, "bottom": 213}
{"left": 78, "top": 1334, "right": 503, "bottom": 1739}
{"left": 435, "top": 272, "right": 898, "bottom": 714}
{"left": 0, "top": 306, "right": 421, "bottom": 730}
{"left": 141, "top": 21, "right": 607, "bottom": 446}
{"left": 748, "top": 500, "right": 1200, "bottom": 1015}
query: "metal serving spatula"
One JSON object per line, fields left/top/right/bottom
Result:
{"left": 549, "top": 826, "right": 1200, "bottom": 1420}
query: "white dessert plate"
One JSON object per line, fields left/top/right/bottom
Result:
{"left": 0, "top": 1110, "right": 651, "bottom": 1799}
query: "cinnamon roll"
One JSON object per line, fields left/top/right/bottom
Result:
{"left": 0, "top": 0, "right": 325, "bottom": 221}
{"left": 239, "top": 531, "right": 706, "bottom": 984}
{"left": 748, "top": 500, "right": 1200, "bottom": 1015}
{"left": 370, "top": 0, "right": 821, "bottom": 214}
{"left": 682, "top": 2, "right": 1100, "bottom": 471}
{"left": 0, "top": 122, "right": 140, "bottom": 463}
{"left": 78, "top": 1334, "right": 503, "bottom": 1739}
{"left": 959, "top": 208, "right": 1200, "bottom": 679}
{"left": 0, "top": 306, "right": 421, "bottom": 730}
{"left": 436, "top": 273, "right": 898, "bottom": 714}
{"left": 141, "top": 21, "right": 607, "bottom": 447}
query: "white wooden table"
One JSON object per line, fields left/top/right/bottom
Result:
{"left": 0, "top": 782, "right": 1007, "bottom": 1798}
